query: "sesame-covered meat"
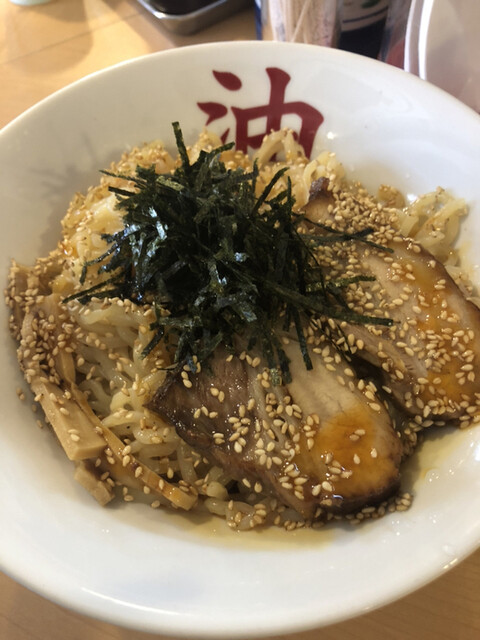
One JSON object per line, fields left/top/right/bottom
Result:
{"left": 340, "top": 239, "right": 480, "bottom": 424}
{"left": 304, "top": 183, "right": 480, "bottom": 427}
{"left": 149, "top": 339, "right": 403, "bottom": 520}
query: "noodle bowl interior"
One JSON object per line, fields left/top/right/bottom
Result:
{"left": 6, "top": 128, "right": 480, "bottom": 532}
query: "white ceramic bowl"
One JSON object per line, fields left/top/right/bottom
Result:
{"left": 1, "top": 42, "right": 479, "bottom": 638}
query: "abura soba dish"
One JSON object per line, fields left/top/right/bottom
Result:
{"left": 6, "top": 124, "right": 480, "bottom": 531}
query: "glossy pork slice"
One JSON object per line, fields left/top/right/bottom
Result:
{"left": 305, "top": 185, "right": 480, "bottom": 426}
{"left": 340, "top": 239, "right": 480, "bottom": 424}
{"left": 149, "top": 340, "right": 403, "bottom": 520}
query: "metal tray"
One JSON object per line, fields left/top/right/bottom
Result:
{"left": 137, "top": 0, "right": 252, "bottom": 35}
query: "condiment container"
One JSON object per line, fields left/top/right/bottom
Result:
{"left": 255, "top": 0, "right": 344, "bottom": 48}
{"left": 339, "top": 0, "right": 390, "bottom": 58}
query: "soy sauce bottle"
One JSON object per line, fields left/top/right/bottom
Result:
{"left": 339, "top": 0, "right": 390, "bottom": 58}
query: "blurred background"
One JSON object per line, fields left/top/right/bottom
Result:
{"left": 2, "top": 0, "right": 478, "bottom": 131}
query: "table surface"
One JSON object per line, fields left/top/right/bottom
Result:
{"left": 1, "top": 1, "right": 479, "bottom": 639}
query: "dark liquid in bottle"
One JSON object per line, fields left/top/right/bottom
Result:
{"left": 339, "top": 16, "right": 387, "bottom": 58}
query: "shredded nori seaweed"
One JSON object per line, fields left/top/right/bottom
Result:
{"left": 65, "top": 122, "right": 393, "bottom": 382}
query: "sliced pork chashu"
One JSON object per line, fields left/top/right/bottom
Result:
{"left": 305, "top": 183, "right": 480, "bottom": 426}
{"left": 340, "top": 239, "right": 480, "bottom": 423}
{"left": 149, "top": 339, "right": 402, "bottom": 520}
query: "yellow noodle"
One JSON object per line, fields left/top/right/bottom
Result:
{"left": 9, "top": 129, "right": 471, "bottom": 529}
